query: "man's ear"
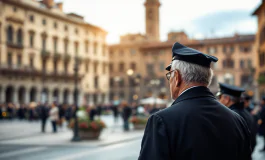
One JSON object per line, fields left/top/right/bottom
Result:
{"left": 174, "top": 70, "right": 181, "bottom": 87}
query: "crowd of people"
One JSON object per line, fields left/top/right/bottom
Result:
{"left": 0, "top": 101, "right": 166, "bottom": 133}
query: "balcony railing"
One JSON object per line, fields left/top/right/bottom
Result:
{"left": 6, "top": 41, "right": 23, "bottom": 49}
{"left": 64, "top": 53, "right": 71, "bottom": 62}
{"left": 41, "top": 50, "right": 51, "bottom": 58}
{"left": 54, "top": 52, "right": 62, "bottom": 60}
{"left": 0, "top": 65, "right": 83, "bottom": 82}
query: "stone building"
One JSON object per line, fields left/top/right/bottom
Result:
{"left": 0, "top": 0, "right": 109, "bottom": 105}
{"left": 253, "top": 0, "right": 265, "bottom": 98}
{"left": 109, "top": 0, "right": 256, "bottom": 102}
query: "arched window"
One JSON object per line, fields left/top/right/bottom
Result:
{"left": 7, "top": 25, "right": 13, "bottom": 43}
{"left": 17, "top": 28, "right": 23, "bottom": 45}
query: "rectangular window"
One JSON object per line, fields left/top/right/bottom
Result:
{"left": 8, "top": 53, "right": 12, "bottom": 67}
{"left": 103, "top": 64, "right": 106, "bottom": 74}
{"left": 119, "top": 63, "right": 124, "bottom": 72}
{"left": 42, "top": 38, "right": 46, "bottom": 50}
{"left": 94, "top": 76, "right": 98, "bottom": 89}
{"left": 230, "top": 46, "right": 234, "bottom": 53}
{"left": 85, "top": 63, "right": 89, "bottom": 73}
{"left": 94, "top": 42, "right": 97, "bottom": 54}
{"left": 130, "top": 63, "right": 136, "bottom": 71}
{"left": 119, "top": 79, "right": 124, "bottom": 87}
{"left": 146, "top": 63, "right": 154, "bottom": 74}
{"left": 159, "top": 62, "right": 165, "bottom": 72}
{"left": 64, "top": 61, "right": 68, "bottom": 73}
{"left": 29, "top": 15, "right": 34, "bottom": 22}
{"left": 109, "top": 63, "right": 113, "bottom": 72}
{"left": 223, "top": 46, "right": 227, "bottom": 53}
{"left": 54, "top": 22, "right": 57, "bottom": 29}
{"left": 110, "top": 78, "right": 114, "bottom": 87}
{"left": 130, "top": 49, "right": 136, "bottom": 56}
{"left": 64, "top": 40, "right": 68, "bottom": 53}
{"left": 42, "top": 59, "right": 46, "bottom": 72}
{"left": 240, "top": 60, "right": 244, "bottom": 68}
{"left": 64, "top": 25, "right": 68, "bottom": 31}
{"left": 17, "top": 55, "right": 22, "bottom": 67}
{"left": 30, "top": 57, "right": 34, "bottom": 68}
{"left": 53, "top": 60, "right": 57, "bottom": 73}
{"left": 54, "top": 38, "right": 57, "bottom": 53}
{"left": 75, "top": 42, "right": 79, "bottom": 54}
{"left": 248, "top": 60, "right": 252, "bottom": 68}
{"left": 30, "top": 33, "right": 34, "bottom": 48}
{"left": 85, "top": 41, "right": 89, "bottom": 53}
{"left": 94, "top": 63, "right": 98, "bottom": 73}
{"left": 42, "top": 19, "right": 46, "bottom": 25}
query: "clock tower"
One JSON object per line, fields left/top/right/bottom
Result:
{"left": 145, "top": 0, "right": 160, "bottom": 42}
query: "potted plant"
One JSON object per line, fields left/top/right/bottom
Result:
{"left": 130, "top": 116, "right": 148, "bottom": 130}
{"left": 68, "top": 110, "right": 106, "bottom": 140}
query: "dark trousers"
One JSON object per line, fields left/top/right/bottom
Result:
{"left": 51, "top": 121, "right": 57, "bottom": 133}
{"left": 41, "top": 118, "right": 47, "bottom": 132}
{"left": 123, "top": 119, "right": 129, "bottom": 131}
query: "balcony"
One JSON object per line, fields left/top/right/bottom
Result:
{"left": 54, "top": 52, "right": 62, "bottom": 60}
{"left": 41, "top": 50, "right": 51, "bottom": 58}
{"left": 0, "top": 65, "right": 84, "bottom": 82}
{"left": 64, "top": 54, "right": 71, "bottom": 62}
{"left": 6, "top": 41, "right": 23, "bottom": 49}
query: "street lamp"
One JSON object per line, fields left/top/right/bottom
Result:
{"left": 126, "top": 69, "right": 134, "bottom": 103}
{"left": 71, "top": 56, "right": 81, "bottom": 141}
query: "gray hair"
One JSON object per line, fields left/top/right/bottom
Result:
{"left": 171, "top": 60, "right": 213, "bottom": 86}
{"left": 222, "top": 94, "right": 240, "bottom": 103}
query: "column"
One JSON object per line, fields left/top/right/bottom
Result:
{"left": 48, "top": 89, "right": 53, "bottom": 104}
{"left": 104, "top": 93, "right": 109, "bottom": 104}
{"left": 68, "top": 91, "right": 73, "bottom": 105}
{"left": 0, "top": 86, "right": 5, "bottom": 103}
{"left": 58, "top": 90, "right": 63, "bottom": 104}
{"left": 25, "top": 88, "right": 30, "bottom": 104}
{"left": 97, "top": 93, "right": 102, "bottom": 104}
{"left": 78, "top": 91, "right": 84, "bottom": 106}
{"left": 89, "top": 93, "right": 94, "bottom": 106}
{"left": 35, "top": 89, "right": 41, "bottom": 103}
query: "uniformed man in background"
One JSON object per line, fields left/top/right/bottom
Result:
{"left": 138, "top": 42, "right": 251, "bottom": 160}
{"left": 217, "top": 83, "right": 257, "bottom": 153}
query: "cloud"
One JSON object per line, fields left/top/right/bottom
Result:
{"left": 185, "top": 10, "right": 257, "bottom": 39}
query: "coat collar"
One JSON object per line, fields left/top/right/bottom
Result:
{"left": 229, "top": 102, "right": 245, "bottom": 110}
{"left": 171, "top": 86, "right": 216, "bottom": 106}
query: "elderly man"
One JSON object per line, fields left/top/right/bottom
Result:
{"left": 217, "top": 83, "right": 257, "bottom": 153}
{"left": 138, "top": 42, "right": 251, "bottom": 160}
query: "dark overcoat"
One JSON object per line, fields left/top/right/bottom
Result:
{"left": 138, "top": 86, "right": 251, "bottom": 160}
{"left": 230, "top": 103, "right": 257, "bottom": 152}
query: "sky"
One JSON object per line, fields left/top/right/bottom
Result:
{"left": 56, "top": 0, "right": 261, "bottom": 44}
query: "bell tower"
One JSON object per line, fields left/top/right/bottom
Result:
{"left": 144, "top": 0, "right": 160, "bottom": 42}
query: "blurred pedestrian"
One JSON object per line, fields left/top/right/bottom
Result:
{"left": 89, "top": 105, "right": 97, "bottom": 121}
{"left": 112, "top": 104, "right": 119, "bottom": 123}
{"left": 259, "top": 97, "right": 265, "bottom": 151}
{"left": 7, "top": 103, "right": 13, "bottom": 120}
{"left": 65, "top": 104, "right": 72, "bottom": 125}
{"left": 58, "top": 104, "right": 65, "bottom": 128}
{"left": 49, "top": 103, "right": 59, "bottom": 133}
{"left": 217, "top": 83, "right": 257, "bottom": 153}
{"left": 39, "top": 102, "right": 49, "bottom": 133}
{"left": 96, "top": 104, "right": 102, "bottom": 119}
{"left": 17, "top": 104, "right": 26, "bottom": 120}
{"left": 138, "top": 43, "right": 251, "bottom": 160}
{"left": 149, "top": 105, "right": 159, "bottom": 115}
{"left": 121, "top": 101, "right": 132, "bottom": 131}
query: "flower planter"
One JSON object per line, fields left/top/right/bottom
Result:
{"left": 133, "top": 124, "right": 146, "bottom": 130}
{"left": 79, "top": 129, "right": 102, "bottom": 140}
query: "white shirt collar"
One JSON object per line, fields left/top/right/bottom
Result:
{"left": 179, "top": 86, "right": 201, "bottom": 97}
